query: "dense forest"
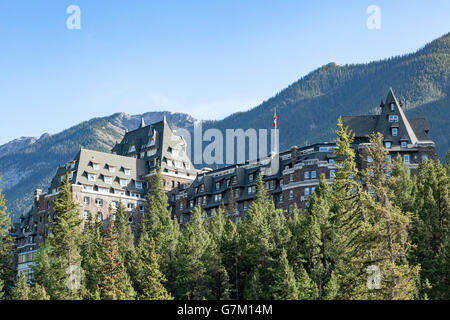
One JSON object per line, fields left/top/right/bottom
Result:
{"left": 1, "top": 120, "right": 449, "bottom": 300}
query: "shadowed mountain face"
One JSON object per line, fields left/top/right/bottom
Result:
{"left": 1, "top": 33, "right": 449, "bottom": 220}
{"left": 0, "top": 112, "right": 196, "bottom": 220}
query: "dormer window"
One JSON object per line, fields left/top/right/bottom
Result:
{"left": 128, "top": 145, "right": 136, "bottom": 153}
{"left": 389, "top": 115, "right": 399, "bottom": 122}
{"left": 93, "top": 163, "right": 100, "bottom": 170}
{"left": 232, "top": 176, "right": 237, "bottom": 185}
{"left": 109, "top": 166, "right": 116, "bottom": 173}
{"left": 249, "top": 174, "right": 254, "bottom": 182}
{"left": 88, "top": 174, "right": 97, "bottom": 182}
{"left": 124, "top": 169, "right": 131, "bottom": 175}
{"left": 304, "top": 172, "right": 310, "bottom": 180}
{"left": 104, "top": 176, "right": 112, "bottom": 184}
{"left": 385, "top": 141, "right": 392, "bottom": 149}
{"left": 200, "top": 184, "right": 205, "bottom": 192}
{"left": 392, "top": 128, "right": 398, "bottom": 136}
{"left": 401, "top": 141, "right": 407, "bottom": 148}
{"left": 135, "top": 181, "right": 143, "bottom": 189}
{"left": 390, "top": 103, "right": 395, "bottom": 111}
{"left": 120, "top": 179, "right": 128, "bottom": 187}
{"left": 216, "top": 182, "right": 220, "bottom": 190}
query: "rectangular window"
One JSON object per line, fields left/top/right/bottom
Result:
{"left": 93, "top": 163, "right": 100, "bottom": 170}
{"left": 120, "top": 179, "right": 128, "bottom": 187}
{"left": 114, "top": 190, "right": 125, "bottom": 196}
{"left": 311, "top": 187, "right": 316, "bottom": 193}
{"left": 304, "top": 171, "right": 310, "bottom": 180}
{"left": 216, "top": 182, "right": 220, "bottom": 190}
{"left": 83, "top": 197, "right": 90, "bottom": 205}
{"left": 403, "top": 154, "right": 410, "bottom": 164}
{"left": 385, "top": 142, "right": 392, "bottom": 149}
{"left": 421, "top": 154, "right": 428, "bottom": 162}
{"left": 289, "top": 190, "right": 293, "bottom": 200}
{"left": 124, "top": 169, "right": 131, "bottom": 175}
{"left": 249, "top": 174, "right": 254, "bottom": 182}
{"left": 88, "top": 174, "right": 96, "bottom": 182}
{"left": 392, "top": 128, "right": 398, "bottom": 136}
{"left": 290, "top": 174, "right": 294, "bottom": 182}
{"left": 329, "top": 159, "right": 334, "bottom": 165}
{"left": 109, "top": 166, "right": 116, "bottom": 173}
{"left": 330, "top": 170, "right": 335, "bottom": 179}
{"left": 401, "top": 141, "right": 407, "bottom": 148}
{"left": 305, "top": 188, "right": 310, "bottom": 196}
{"left": 104, "top": 176, "right": 112, "bottom": 184}
{"left": 99, "top": 188, "right": 109, "bottom": 194}
{"left": 135, "top": 181, "right": 143, "bottom": 189}
{"left": 311, "top": 171, "right": 317, "bottom": 179}
{"left": 95, "top": 198, "right": 103, "bottom": 207}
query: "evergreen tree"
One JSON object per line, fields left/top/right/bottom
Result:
{"left": 303, "top": 174, "right": 335, "bottom": 298}
{"left": 238, "top": 175, "right": 290, "bottom": 299}
{"left": 208, "top": 206, "right": 239, "bottom": 299}
{"left": 203, "top": 207, "right": 231, "bottom": 300}
{"left": 32, "top": 242, "right": 54, "bottom": 299}
{"left": 174, "top": 206, "right": 209, "bottom": 299}
{"left": 410, "top": 159, "right": 450, "bottom": 299}
{"left": 10, "top": 272, "right": 30, "bottom": 300}
{"left": 270, "top": 249, "right": 299, "bottom": 300}
{"left": 360, "top": 132, "right": 419, "bottom": 299}
{"left": 29, "top": 284, "right": 50, "bottom": 300}
{"left": 0, "top": 176, "right": 14, "bottom": 295}
{"left": 80, "top": 212, "right": 103, "bottom": 299}
{"left": 389, "top": 155, "right": 415, "bottom": 213}
{"left": 329, "top": 117, "right": 367, "bottom": 299}
{"left": 45, "top": 174, "right": 84, "bottom": 300}
{"left": 99, "top": 207, "right": 135, "bottom": 300}
{"left": 296, "top": 264, "right": 318, "bottom": 300}
{"left": 134, "top": 232, "right": 172, "bottom": 300}
{"left": 143, "top": 164, "right": 179, "bottom": 294}
{"left": 114, "top": 201, "right": 135, "bottom": 278}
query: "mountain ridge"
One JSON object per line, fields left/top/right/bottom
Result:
{"left": 1, "top": 32, "right": 449, "bottom": 220}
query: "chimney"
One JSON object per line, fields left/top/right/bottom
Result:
{"left": 291, "top": 146, "right": 298, "bottom": 167}
{"left": 34, "top": 189, "right": 42, "bottom": 207}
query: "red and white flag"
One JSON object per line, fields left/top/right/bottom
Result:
{"left": 273, "top": 109, "right": 278, "bottom": 129}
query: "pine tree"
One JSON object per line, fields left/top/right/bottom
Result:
{"left": 270, "top": 249, "right": 299, "bottom": 300}
{"left": 238, "top": 175, "right": 289, "bottom": 300}
{"left": 32, "top": 242, "right": 54, "bottom": 298}
{"left": 389, "top": 155, "right": 415, "bottom": 213}
{"left": 99, "top": 207, "right": 135, "bottom": 300}
{"left": 134, "top": 232, "right": 172, "bottom": 300}
{"left": 359, "top": 132, "right": 419, "bottom": 299}
{"left": 410, "top": 158, "right": 450, "bottom": 299}
{"left": 174, "top": 206, "right": 209, "bottom": 299}
{"left": 143, "top": 164, "right": 179, "bottom": 294}
{"left": 80, "top": 212, "right": 103, "bottom": 299}
{"left": 46, "top": 174, "right": 84, "bottom": 300}
{"left": 114, "top": 201, "right": 135, "bottom": 278}
{"left": 296, "top": 265, "right": 318, "bottom": 300}
{"left": 328, "top": 117, "right": 367, "bottom": 299}
{"left": 203, "top": 207, "right": 231, "bottom": 300}
{"left": 29, "top": 284, "right": 50, "bottom": 300}
{"left": 10, "top": 272, "right": 30, "bottom": 300}
{"left": 0, "top": 176, "right": 14, "bottom": 295}
{"left": 303, "top": 174, "right": 335, "bottom": 298}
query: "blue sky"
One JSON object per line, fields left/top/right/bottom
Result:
{"left": 0, "top": 0, "right": 449, "bottom": 145}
